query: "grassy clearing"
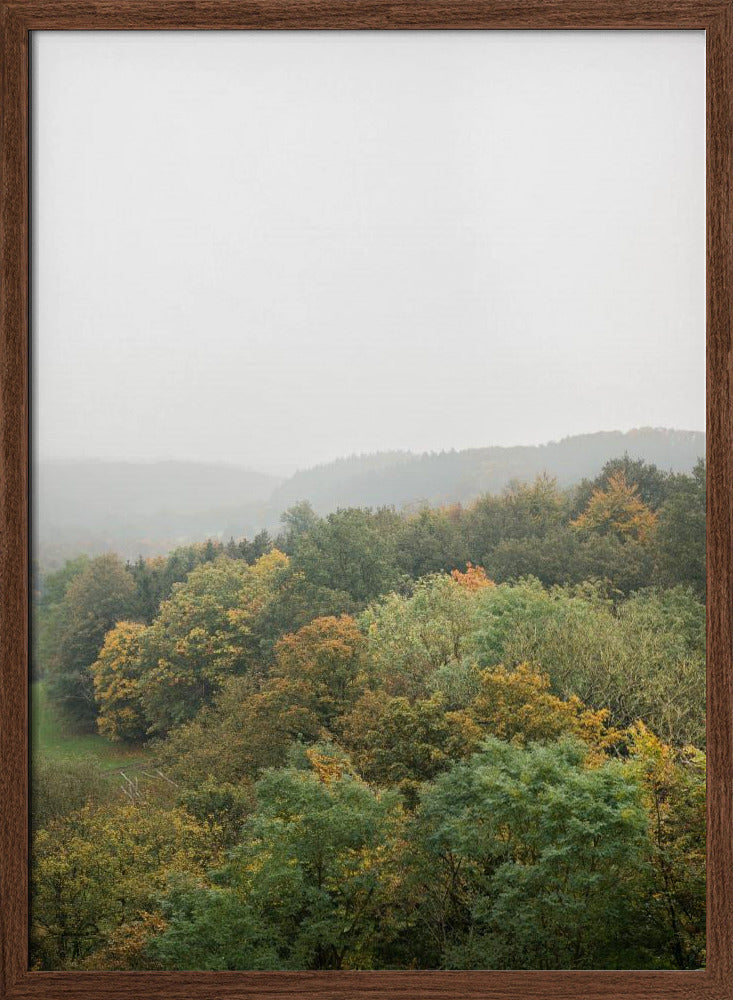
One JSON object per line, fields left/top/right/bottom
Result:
{"left": 32, "top": 681, "right": 151, "bottom": 772}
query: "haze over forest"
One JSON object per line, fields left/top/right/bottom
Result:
{"left": 35, "top": 426, "right": 705, "bottom": 566}
{"left": 34, "top": 34, "right": 704, "bottom": 569}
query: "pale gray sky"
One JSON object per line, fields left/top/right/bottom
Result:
{"left": 32, "top": 30, "right": 705, "bottom": 476}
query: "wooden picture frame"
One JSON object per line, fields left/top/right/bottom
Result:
{"left": 0, "top": 4, "right": 728, "bottom": 999}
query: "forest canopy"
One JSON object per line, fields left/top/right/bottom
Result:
{"left": 31, "top": 456, "right": 706, "bottom": 971}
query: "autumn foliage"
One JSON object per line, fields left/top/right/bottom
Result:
{"left": 32, "top": 458, "right": 707, "bottom": 972}
{"left": 450, "top": 562, "right": 495, "bottom": 591}
{"left": 572, "top": 470, "right": 658, "bottom": 542}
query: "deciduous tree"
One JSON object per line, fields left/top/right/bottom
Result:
{"left": 92, "top": 621, "right": 147, "bottom": 743}
{"left": 272, "top": 615, "right": 369, "bottom": 725}
{"left": 572, "top": 471, "right": 658, "bottom": 542}
{"left": 46, "top": 554, "right": 138, "bottom": 730}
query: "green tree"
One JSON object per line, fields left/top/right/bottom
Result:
{"left": 138, "top": 552, "right": 286, "bottom": 735}
{"left": 338, "top": 691, "right": 475, "bottom": 804}
{"left": 291, "top": 507, "right": 404, "bottom": 605}
{"left": 574, "top": 532, "right": 655, "bottom": 594}
{"left": 46, "top": 554, "right": 138, "bottom": 731}
{"left": 396, "top": 506, "right": 468, "bottom": 579}
{"left": 410, "top": 739, "right": 650, "bottom": 969}
{"left": 486, "top": 527, "right": 578, "bottom": 587}
{"left": 653, "top": 459, "right": 706, "bottom": 597}
{"left": 149, "top": 753, "right": 407, "bottom": 970}
{"left": 228, "top": 529, "right": 273, "bottom": 564}
{"left": 278, "top": 501, "right": 322, "bottom": 554}
{"left": 146, "top": 883, "right": 281, "bottom": 970}
{"left": 463, "top": 475, "right": 568, "bottom": 567}
{"left": 361, "top": 573, "right": 479, "bottom": 699}
{"left": 34, "top": 556, "right": 89, "bottom": 679}
{"left": 156, "top": 673, "right": 323, "bottom": 787}
{"left": 469, "top": 580, "right": 705, "bottom": 746}
{"left": 486, "top": 528, "right": 656, "bottom": 595}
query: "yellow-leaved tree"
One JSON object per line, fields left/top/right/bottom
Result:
{"left": 572, "top": 470, "right": 658, "bottom": 542}
{"left": 461, "top": 661, "right": 620, "bottom": 759}
{"left": 92, "top": 621, "right": 147, "bottom": 743}
{"left": 31, "top": 801, "right": 221, "bottom": 969}
{"left": 627, "top": 723, "right": 706, "bottom": 969}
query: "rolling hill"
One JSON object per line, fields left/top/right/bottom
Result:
{"left": 35, "top": 428, "right": 705, "bottom": 565}
{"left": 269, "top": 428, "right": 705, "bottom": 513}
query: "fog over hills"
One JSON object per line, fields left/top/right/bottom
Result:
{"left": 271, "top": 428, "right": 705, "bottom": 514}
{"left": 35, "top": 461, "right": 282, "bottom": 566}
{"left": 35, "top": 427, "right": 705, "bottom": 567}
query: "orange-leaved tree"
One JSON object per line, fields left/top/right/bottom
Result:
{"left": 450, "top": 562, "right": 495, "bottom": 591}
{"left": 271, "top": 615, "right": 370, "bottom": 726}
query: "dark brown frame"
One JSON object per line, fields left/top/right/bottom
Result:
{"left": 0, "top": 4, "right": 729, "bottom": 999}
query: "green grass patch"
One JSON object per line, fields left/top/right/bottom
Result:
{"left": 32, "top": 681, "right": 151, "bottom": 773}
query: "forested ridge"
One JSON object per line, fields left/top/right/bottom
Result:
{"left": 36, "top": 426, "right": 703, "bottom": 564}
{"left": 32, "top": 454, "right": 706, "bottom": 971}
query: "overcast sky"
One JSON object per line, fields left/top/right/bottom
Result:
{"left": 32, "top": 30, "right": 705, "bottom": 476}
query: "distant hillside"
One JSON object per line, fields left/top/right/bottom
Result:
{"left": 271, "top": 428, "right": 706, "bottom": 513}
{"left": 36, "top": 460, "right": 281, "bottom": 565}
{"left": 35, "top": 429, "right": 705, "bottom": 566}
